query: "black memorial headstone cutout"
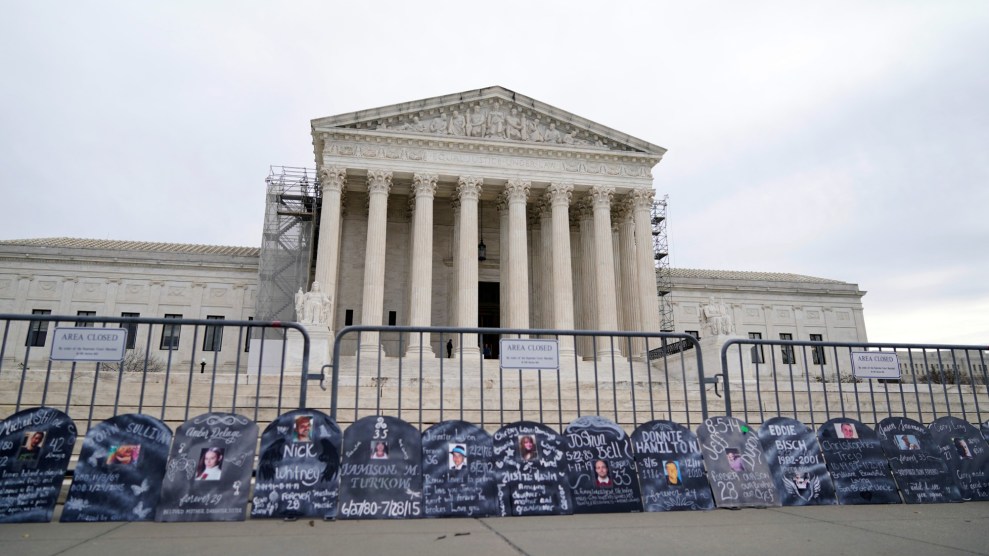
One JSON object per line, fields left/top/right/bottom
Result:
{"left": 982, "top": 420, "right": 989, "bottom": 442}
{"left": 756, "top": 417, "right": 836, "bottom": 506}
{"left": 338, "top": 415, "right": 423, "bottom": 519}
{"left": 62, "top": 414, "right": 172, "bottom": 522}
{"left": 252, "top": 409, "right": 342, "bottom": 519}
{"left": 563, "top": 416, "right": 642, "bottom": 513}
{"left": 696, "top": 416, "right": 780, "bottom": 508}
{"left": 928, "top": 416, "right": 989, "bottom": 501}
{"left": 0, "top": 407, "right": 77, "bottom": 523}
{"left": 817, "top": 418, "right": 900, "bottom": 505}
{"left": 421, "top": 420, "right": 497, "bottom": 518}
{"left": 493, "top": 421, "right": 573, "bottom": 516}
{"left": 155, "top": 412, "right": 258, "bottom": 522}
{"left": 876, "top": 416, "right": 961, "bottom": 504}
{"left": 631, "top": 420, "right": 714, "bottom": 511}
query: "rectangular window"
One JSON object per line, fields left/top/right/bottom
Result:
{"left": 76, "top": 310, "right": 96, "bottom": 327}
{"left": 345, "top": 309, "right": 354, "bottom": 326}
{"left": 26, "top": 309, "right": 51, "bottom": 347}
{"left": 244, "top": 316, "right": 253, "bottom": 352}
{"left": 685, "top": 330, "right": 700, "bottom": 340}
{"left": 388, "top": 311, "right": 397, "bottom": 326}
{"left": 748, "top": 332, "right": 763, "bottom": 364}
{"left": 203, "top": 315, "right": 224, "bottom": 352}
{"left": 121, "top": 312, "right": 139, "bottom": 349}
{"left": 779, "top": 333, "right": 795, "bottom": 364}
{"left": 160, "top": 314, "right": 182, "bottom": 350}
{"left": 810, "top": 334, "right": 826, "bottom": 364}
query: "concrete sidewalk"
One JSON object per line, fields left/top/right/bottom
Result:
{"left": 2, "top": 503, "right": 988, "bottom": 556}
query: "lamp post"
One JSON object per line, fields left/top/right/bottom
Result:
{"left": 200, "top": 358, "right": 206, "bottom": 374}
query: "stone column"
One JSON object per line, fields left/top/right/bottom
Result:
{"left": 407, "top": 173, "right": 437, "bottom": 356}
{"left": 611, "top": 216, "right": 625, "bottom": 356}
{"left": 590, "top": 186, "right": 620, "bottom": 360}
{"left": 315, "top": 166, "right": 346, "bottom": 330}
{"left": 455, "top": 176, "right": 482, "bottom": 356}
{"left": 576, "top": 199, "right": 597, "bottom": 359}
{"left": 538, "top": 199, "right": 554, "bottom": 333}
{"left": 504, "top": 178, "right": 530, "bottom": 333}
{"left": 358, "top": 169, "right": 392, "bottom": 355}
{"left": 631, "top": 190, "right": 661, "bottom": 336}
{"left": 618, "top": 198, "right": 644, "bottom": 358}
{"left": 450, "top": 198, "right": 460, "bottom": 332}
{"left": 497, "top": 194, "right": 510, "bottom": 331}
{"left": 547, "top": 182, "right": 576, "bottom": 358}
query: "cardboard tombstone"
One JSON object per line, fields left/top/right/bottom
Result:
{"left": 62, "top": 414, "right": 172, "bottom": 522}
{"left": 876, "top": 416, "right": 961, "bottom": 504}
{"left": 338, "top": 415, "right": 423, "bottom": 519}
{"left": 421, "top": 420, "right": 497, "bottom": 518}
{"left": 631, "top": 420, "right": 714, "bottom": 511}
{"left": 757, "top": 417, "right": 836, "bottom": 506}
{"left": 928, "top": 416, "right": 989, "bottom": 501}
{"left": 155, "top": 412, "right": 258, "bottom": 522}
{"left": 817, "top": 418, "right": 900, "bottom": 504}
{"left": 982, "top": 420, "right": 989, "bottom": 442}
{"left": 493, "top": 421, "right": 573, "bottom": 516}
{"left": 0, "top": 407, "right": 77, "bottom": 523}
{"left": 563, "top": 416, "right": 642, "bottom": 513}
{"left": 696, "top": 416, "right": 780, "bottom": 508}
{"left": 252, "top": 409, "right": 342, "bottom": 519}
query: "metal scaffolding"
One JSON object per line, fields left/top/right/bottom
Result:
{"left": 652, "top": 195, "right": 675, "bottom": 332}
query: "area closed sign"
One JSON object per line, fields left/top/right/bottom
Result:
{"left": 850, "top": 351, "right": 901, "bottom": 380}
{"left": 50, "top": 327, "right": 127, "bottom": 362}
{"left": 499, "top": 339, "right": 559, "bottom": 369}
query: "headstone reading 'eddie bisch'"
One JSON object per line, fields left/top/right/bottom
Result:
{"left": 252, "top": 409, "right": 342, "bottom": 520}
{"left": 421, "top": 420, "right": 497, "bottom": 518}
{"left": 338, "top": 415, "right": 423, "bottom": 519}
{"left": 0, "top": 407, "right": 77, "bottom": 523}
{"left": 757, "top": 417, "right": 836, "bottom": 506}
{"left": 817, "top": 418, "right": 900, "bottom": 505}
{"left": 61, "top": 414, "right": 172, "bottom": 522}
{"left": 928, "top": 416, "right": 989, "bottom": 501}
{"left": 876, "top": 416, "right": 961, "bottom": 504}
{"left": 563, "top": 416, "right": 642, "bottom": 513}
{"left": 155, "top": 412, "right": 258, "bottom": 522}
{"left": 493, "top": 421, "right": 572, "bottom": 516}
{"left": 631, "top": 420, "right": 714, "bottom": 511}
{"left": 696, "top": 416, "right": 780, "bottom": 508}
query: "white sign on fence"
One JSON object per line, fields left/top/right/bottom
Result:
{"left": 850, "top": 351, "right": 901, "bottom": 380}
{"left": 499, "top": 339, "right": 559, "bottom": 369}
{"left": 50, "top": 327, "right": 127, "bottom": 362}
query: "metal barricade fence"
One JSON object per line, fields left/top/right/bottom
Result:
{"left": 0, "top": 313, "right": 314, "bottom": 437}
{"left": 720, "top": 338, "right": 989, "bottom": 429}
{"left": 330, "top": 325, "right": 710, "bottom": 432}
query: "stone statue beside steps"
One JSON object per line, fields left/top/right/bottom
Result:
{"left": 702, "top": 296, "right": 735, "bottom": 336}
{"left": 295, "top": 282, "right": 331, "bottom": 324}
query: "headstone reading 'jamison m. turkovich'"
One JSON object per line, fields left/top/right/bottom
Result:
{"left": 0, "top": 407, "right": 77, "bottom": 523}
{"left": 61, "top": 414, "right": 172, "bottom": 522}
{"left": 817, "top": 418, "right": 900, "bottom": 505}
{"left": 493, "top": 421, "right": 572, "bottom": 516}
{"left": 631, "top": 420, "right": 714, "bottom": 511}
{"left": 338, "top": 415, "right": 423, "bottom": 519}
{"left": 563, "top": 416, "right": 642, "bottom": 513}
{"left": 757, "top": 417, "right": 836, "bottom": 506}
{"left": 252, "top": 409, "right": 342, "bottom": 520}
{"left": 697, "top": 416, "right": 780, "bottom": 508}
{"left": 421, "top": 420, "right": 497, "bottom": 518}
{"left": 876, "top": 416, "right": 960, "bottom": 504}
{"left": 928, "top": 416, "right": 989, "bottom": 501}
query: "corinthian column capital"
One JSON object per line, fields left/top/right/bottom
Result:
{"left": 319, "top": 165, "right": 347, "bottom": 193}
{"left": 629, "top": 188, "right": 656, "bottom": 210}
{"left": 504, "top": 178, "right": 530, "bottom": 203}
{"left": 589, "top": 186, "right": 615, "bottom": 208}
{"left": 457, "top": 175, "right": 483, "bottom": 201}
{"left": 412, "top": 173, "right": 439, "bottom": 198}
{"left": 547, "top": 181, "right": 574, "bottom": 207}
{"left": 366, "top": 169, "right": 393, "bottom": 195}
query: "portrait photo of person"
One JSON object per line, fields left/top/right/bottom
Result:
{"left": 195, "top": 447, "right": 224, "bottom": 481}
{"left": 836, "top": 422, "right": 858, "bottom": 439}
{"left": 106, "top": 444, "right": 141, "bottom": 465}
{"left": 370, "top": 441, "right": 389, "bottom": 460}
{"left": 664, "top": 460, "right": 682, "bottom": 486}
{"left": 519, "top": 435, "right": 538, "bottom": 462}
{"left": 17, "top": 430, "right": 45, "bottom": 461}
{"left": 726, "top": 448, "right": 745, "bottom": 472}
{"left": 954, "top": 438, "right": 973, "bottom": 460}
{"left": 593, "top": 459, "right": 613, "bottom": 488}
{"left": 896, "top": 435, "right": 920, "bottom": 451}
{"left": 293, "top": 415, "right": 313, "bottom": 443}
{"left": 449, "top": 444, "right": 467, "bottom": 470}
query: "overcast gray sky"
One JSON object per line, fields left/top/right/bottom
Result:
{"left": 1, "top": 1, "right": 987, "bottom": 345}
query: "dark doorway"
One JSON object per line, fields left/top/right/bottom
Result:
{"left": 478, "top": 281, "right": 500, "bottom": 358}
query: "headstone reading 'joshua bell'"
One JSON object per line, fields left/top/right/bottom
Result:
{"left": 338, "top": 415, "right": 423, "bottom": 519}
{"left": 757, "top": 417, "right": 836, "bottom": 506}
{"left": 493, "top": 421, "right": 572, "bottom": 516}
{"left": 697, "top": 416, "right": 780, "bottom": 508}
{"left": 817, "top": 418, "right": 900, "bottom": 505}
{"left": 631, "top": 420, "right": 714, "bottom": 511}
{"left": 928, "top": 416, "right": 989, "bottom": 501}
{"left": 876, "top": 416, "right": 960, "bottom": 504}
{"left": 0, "top": 407, "right": 77, "bottom": 523}
{"left": 421, "top": 420, "right": 497, "bottom": 518}
{"left": 62, "top": 414, "right": 172, "bottom": 522}
{"left": 563, "top": 416, "right": 642, "bottom": 513}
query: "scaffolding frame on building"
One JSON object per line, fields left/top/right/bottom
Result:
{"left": 652, "top": 195, "right": 675, "bottom": 332}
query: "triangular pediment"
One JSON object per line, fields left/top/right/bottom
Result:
{"left": 312, "top": 86, "right": 666, "bottom": 157}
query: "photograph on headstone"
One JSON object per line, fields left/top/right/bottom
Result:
{"left": 0, "top": 407, "right": 77, "bottom": 523}
{"left": 493, "top": 421, "right": 572, "bottom": 516}
{"left": 421, "top": 420, "right": 497, "bottom": 518}
{"left": 61, "top": 414, "right": 172, "bottom": 522}
{"left": 338, "top": 415, "right": 422, "bottom": 519}
{"left": 928, "top": 416, "right": 989, "bottom": 501}
{"left": 818, "top": 418, "right": 900, "bottom": 504}
{"left": 155, "top": 412, "right": 258, "bottom": 522}
{"left": 563, "top": 416, "right": 642, "bottom": 513}
{"left": 696, "top": 416, "right": 780, "bottom": 508}
{"left": 252, "top": 409, "right": 342, "bottom": 520}
{"left": 876, "top": 416, "right": 961, "bottom": 504}
{"left": 756, "top": 417, "right": 836, "bottom": 506}
{"left": 631, "top": 420, "right": 714, "bottom": 511}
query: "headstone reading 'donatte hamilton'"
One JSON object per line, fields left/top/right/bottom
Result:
{"left": 696, "top": 416, "right": 780, "bottom": 508}
{"left": 252, "top": 409, "right": 342, "bottom": 520}
{"left": 155, "top": 413, "right": 258, "bottom": 522}
{"left": 928, "top": 416, "right": 989, "bottom": 501}
{"left": 421, "top": 420, "right": 497, "bottom": 518}
{"left": 0, "top": 407, "right": 77, "bottom": 523}
{"left": 62, "top": 414, "right": 172, "bottom": 522}
{"left": 877, "top": 416, "right": 961, "bottom": 504}
{"left": 817, "top": 418, "right": 900, "bottom": 505}
{"left": 631, "top": 420, "right": 714, "bottom": 511}
{"left": 493, "top": 421, "right": 573, "bottom": 516}
{"left": 563, "top": 416, "right": 642, "bottom": 513}
{"left": 338, "top": 415, "right": 423, "bottom": 519}
{"left": 757, "top": 417, "right": 836, "bottom": 506}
